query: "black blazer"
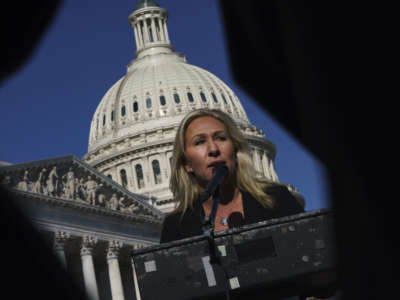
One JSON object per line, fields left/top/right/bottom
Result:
{"left": 160, "top": 185, "right": 304, "bottom": 243}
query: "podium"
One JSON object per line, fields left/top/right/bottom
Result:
{"left": 131, "top": 209, "right": 337, "bottom": 299}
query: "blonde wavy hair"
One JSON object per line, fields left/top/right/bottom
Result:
{"left": 170, "top": 108, "right": 276, "bottom": 216}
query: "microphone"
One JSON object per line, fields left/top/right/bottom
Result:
{"left": 227, "top": 212, "right": 244, "bottom": 228}
{"left": 200, "top": 164, "right": 229, "bottom": 264}
{"left": 199, "top": 163, "right": 229, "bottom": 203}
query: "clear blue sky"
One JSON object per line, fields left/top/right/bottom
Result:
{"left": 0, "top": 0, "right": 330, "bottom": 211}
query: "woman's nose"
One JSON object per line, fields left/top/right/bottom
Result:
{"left": 208, "top": 140, "right": 220, "bottom": 156}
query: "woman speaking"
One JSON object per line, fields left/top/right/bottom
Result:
{"left": 160, "top": 109, "right": 304, "bottom": 243}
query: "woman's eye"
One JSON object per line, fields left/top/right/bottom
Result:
{"left": 194, "top": 140, "right": 204, "bottom": 145}
{"left": 216, "top": 136, "right": 227, "bottom": 141}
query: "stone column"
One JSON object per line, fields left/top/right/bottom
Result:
{"left": 251, "top": 149, "right": 258, "bottom": 172}
{"left": 133, "top": 23, "right": 140, "bottom": 49}
{"left": 144, "top": 155, "right": 152, "bottom": 187}
{"left": 151, "top": 17, "right": 157, "bottom": 42}
{"left": 269, "top": 159, "right": 279, "bottom": 182}
{"left": 54, "top": 231, "right": 70, "bottom": 269}
{"left": 130, "top": 160, "right": 137, "bottom": 191}
{"left": 144, "top": 19, "right": 150, "bottom": 43}
{"left": 137, "top": 21, "right": 144, "bottom": 48}
{"left": 80, "top": 236, "right": 100, "bottom": 300}
{"left": 161, "top": 151, "right": 168, "bottom": 182}
{"left": 254, "top": 148, "right": 261, "bottom": 173}
{"left": 157, "top": 18, "right": 165, "bottom": 42}
{"left": 257, "top": 150, "right": 264, "bottom": 175}
{"left": 131, "top": 244, "right": 142, "bottom": 300}
{"left": 125, "top": 162, "right": 134, "bottom": 189}
{"left": 107, "top": 241, "right": 125, "bottom": 300}
{"left": 257, "top": 150, "right": 265, "bottom": 177}
{"left": 163, "top": 20, "right": 170, "bottom": 43}
{"left": 262, "top": 152, "right": 271, "bottom": 179}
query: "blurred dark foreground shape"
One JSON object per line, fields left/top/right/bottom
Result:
{"left": 1, "top": 1, "right": 88, "bottom": 299}
{"left": 219, "top": 1, "right": 399, "bottom": 299}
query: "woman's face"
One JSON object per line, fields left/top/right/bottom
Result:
{"left": 184, "top": 116, "right": 236, "bottom": 189}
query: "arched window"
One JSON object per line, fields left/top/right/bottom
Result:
{"left": 120, "top": 169, "right": 127, "bottom": 188}
{"left": 111, "top": 110, "right": 115, "bottom": 122}
{"left": 258, "top": 150, "right": 264, "bottom": 171}
{"left": 121, "top": 105, "right": 126, "bottom": 117}
{"left": 107, "top": 174, "right": 112, "bottom": 180}
{"left": 146, "top": 97, "right": 152, "bottom": 109}
{"left": 173, "top": 93, "right": 180, "bottom": 104}
{"left": 159, "top": 95, "right": 166, "bottom": 106}
{"left": 187, "top": 92, "right": 194, "bottom": 103}
{"left": 103, "top": 114, "right": 106, "bottom": 126}
{"left": 152, "top": 160, "right": 162, "bottom": 184}
{"left": 211, "top": 92, "right": 218, "bottom": 103}
{"left": 133, "top": 101, "right": 138, "bottom": 112}
{"left": 221, "top": 94, "right": 228, "bottom": 104}
{"left": 200, "top": 92, "right": 207, "bottom": 102}
{"left": 135, "top": 164, "right": 144, "bottom": 189}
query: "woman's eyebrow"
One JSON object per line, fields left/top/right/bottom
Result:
{"left": 189, "top": 133, "right": 206, "bottom": 142}
{"left": 190, "top": 130, "right": 226, "bottom": 139}
{"left": 212, "top": 130, "right": 227, "bottom": 136}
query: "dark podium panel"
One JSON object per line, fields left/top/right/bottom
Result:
{"left": 132, "top": 209, "right": 336, "bottom": 299}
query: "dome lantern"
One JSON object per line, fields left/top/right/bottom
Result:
{"left": 129, "top": 0, "right": 173, "bottom": 59}
{"left": 135, "top": 0, "right": 160, "bottom": 10}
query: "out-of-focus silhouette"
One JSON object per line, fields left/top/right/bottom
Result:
{"left": 219, "top": 1, "right": 398, "bottom": 299}
{"left": 1, "top": 2, "right": 88, "bottom": 299}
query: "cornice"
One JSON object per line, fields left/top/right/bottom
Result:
{"left": 33, "top": 218, "right": 159, "bottom": 246}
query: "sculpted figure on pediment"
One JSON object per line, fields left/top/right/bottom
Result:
{"left": 75, "top": 178, "right": 87, "bottom": 201}
{"left": 61, "top": 167, "right": 75, "bottom": 199}
{"left": 97, "top": 193, "right": 106, "bottom": 207}
{"left": 123, "top": 202, "right": 138, "bottom": 214}
{"left": 108, "top": 193, "right": 119, "bottom": 210}
{"left": 84, "top": 175, "right": 102, "bottom": 205}
{"left": 32, "top": 168, "right": 46, "bottom": 194}
{"left": 118, "top": 197, "right": 127, "bottom": 212}
{"left": 16, "top": 170, "right": 30, "bottom": 192}
{"left": 46, "top": 166, "right": 59, "bottom": 196}
{"left": 118, "top": 197, "right": 138, "bottom": 214}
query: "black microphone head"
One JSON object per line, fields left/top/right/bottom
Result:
{"left": 212, "top": 163, "right": 228, "bottom": 176}
{"left": 227, "top": 212, "right": 244, "bottom": 228}
{"left": 200, "top": 163, "right": 229, "bottom": 202}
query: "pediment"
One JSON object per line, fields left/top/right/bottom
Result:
{"left": 0, "top": 155, "right": 163, "bottom": 224}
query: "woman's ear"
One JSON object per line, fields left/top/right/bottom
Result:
{"left": 184, "top": 163, "right": 193, "bottom": 173}
{"left": 183, "top": 157, "right": 193, "bottom": 172}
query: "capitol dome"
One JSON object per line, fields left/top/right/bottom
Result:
{"left": 83, "top": 0, "right": 283, "bottom": 212}
{"left": 87, "top": 54, "right": 250, "bottom": 153}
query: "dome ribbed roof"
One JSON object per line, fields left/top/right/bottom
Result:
{"left": 87, "top": 53, "right": 249, "bottom": 153}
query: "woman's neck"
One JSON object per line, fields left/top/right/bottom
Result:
{"left": 203, "top": 185, "right": 240, "bottom": 209}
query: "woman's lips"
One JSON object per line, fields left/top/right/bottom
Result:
{"left": 207, "top": 161, "right": 226, "bottom": 168}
